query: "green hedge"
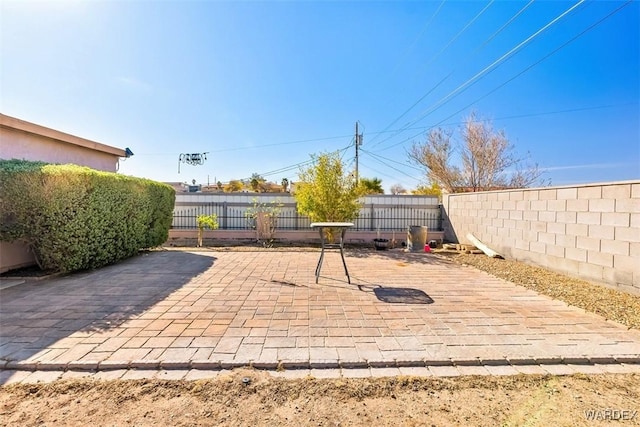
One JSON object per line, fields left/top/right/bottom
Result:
{"left": 0, "top": 159, "right": 175, "bottom": 273}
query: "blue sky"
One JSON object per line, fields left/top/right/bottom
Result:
{"left": 1, "top": 0, "right": 638, "bottom": 192}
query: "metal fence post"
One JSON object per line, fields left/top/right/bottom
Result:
{"left": 369, "top": 204, "right": 375, "bottom": 231}
{"left": 222, "top": 202, "right": 228, "bottom": 230}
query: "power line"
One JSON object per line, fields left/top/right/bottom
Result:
{"left": 340, "top": 137, "right": 354, "bottom": 162}
{"left": 476, "top": 0, "right": 535, "bottom": 50}
{"left": 361, "top": 102, "right": 634, "bottom": 141}
{"left": 365, "top": 73, "right": 452, "bottom": 149}
{"left": 471, "top": 103, "right": 638, "bottom": 124}
{"left": 345, "top": 157, "right": 356, "bottom": 170}
{"left": 390, "top": 0, "right": 447, "bottom": 76}
{"left": 370, "top": 0, "right": 587, "bottom": 150}
{"left": 366, "top": 1, "right": 447, "bottom": 148}
{"left": 373, "top": 2, "right": 633, "bottom": 153}
{"left": 134, "top": 101, "right": 632, "bottom": 165}
{"left": 367, "top": 0, "right": 534, "bottom": 148}
{"left": 133, "top": 134, "right": 352, "bottom": 156}
{"left": 359, "top": 150, "right": 422, "bottom": 181}
{"left": 358, "top": 159, "right": 419, "bottom": 185}
{"left": 406, "top": 0, "right": 587, "bottom": 126}
{"left": 357, "top": 160, "right": 407, "bottom": 183}
{"left": 377, "top": 103, "right": 636, "bottom": 153}
{"left": 368, "top": 1, "right": 495, "bottom": 147}
{"left": 237, "top": 158, "right": 316, "bottom": 181}
{"left": 426, "top": 0, "right": 635, "bottom": 132}
{"left": 418, "top": 0, "right": 496, "bottom": 74}
{"left": 238, "top": 145, "right": 352, "bottom": 182}
{"left": 361, "top": 148, "right": 423, "bottom": 172}
{"left": 207, "top": 134, "right": 351, "bottom": 154}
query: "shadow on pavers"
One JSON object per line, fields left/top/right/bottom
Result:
{"left": 373, "top": 287, "right": 434, "bottom": 304}
{"left": 317, "top": 276, "right": 436, "bottom": 305}
{"left": 356, "top": 282, "right": 435, "bottom": 304}
{"left": 0, "top": 251, "right": 215, "bottom": 367}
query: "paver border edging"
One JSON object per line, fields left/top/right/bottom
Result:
{"left": 3, "top": 357, "right": 639, "bottom": 373}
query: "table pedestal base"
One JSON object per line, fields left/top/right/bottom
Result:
{"left": 311, "top": 223, "right": 352, "bottom": 284}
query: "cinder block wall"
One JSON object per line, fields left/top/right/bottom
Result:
{"left": 442, "top": 181, "right": 639, "bottom": 294}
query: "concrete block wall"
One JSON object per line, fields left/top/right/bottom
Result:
{"left": 442, "top": 181, "right": 640, "bottom": 294}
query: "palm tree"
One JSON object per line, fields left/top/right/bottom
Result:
{"left": 359, "top": 177, "right": 384, "bottom": 194}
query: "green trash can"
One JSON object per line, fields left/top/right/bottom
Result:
{"left": 407, "top": 226, "right": 428, "bottom": 252}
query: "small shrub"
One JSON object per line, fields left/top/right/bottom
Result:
{"left": 196, "top": 214, "right": 219, "bottom": 247}
{"left": 245, "top": 198, "right": 283, "bottom": 247}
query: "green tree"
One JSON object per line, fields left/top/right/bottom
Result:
{"left": 224, "top": 179, "right": 244, "bottom": 192}
{"left": 358, "top": 177, "right": 384, "bottom": 194}
{"left": 412, "top": 182, "right": 442, "bottom": 200}
{"left": 249, "top": 173, "right": 266, "bottom": 192}
{"left": 281, "top": 177, "right": 289, "bottom": 192}
{"left": 294, "top": 151, "right": 362, "bottom": 227}
{"left": 409, "top": 112, "right": 545, "bottom": 193}
{"left": 250, "top": 178, "right": 259, "bottom": 192}
{"left": 196, "top": 214, "right": 219, "bottom": 247}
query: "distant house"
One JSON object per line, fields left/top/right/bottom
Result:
{"left": 165, "top": 182, "right": 190, "bottom": 192}
{"left": 166, "top": 182, "right": 223, "bottom": 193}
{"left": 201, "top": 184, "right": 224, "bottom": 193}
{"left": 0, "top": 114, "right": 129, "bottom": 273}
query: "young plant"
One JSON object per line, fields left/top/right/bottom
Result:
{"left": 245, "top": 198, "right": 283, "bottom": 247}
{"left": 294, "top": 151, "right": 362, "bottom": 242}
{"left": 196, "top": 214, "right": 219, "bottom": 247}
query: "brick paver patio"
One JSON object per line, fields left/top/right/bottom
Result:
{"left": 2, "top": 249, "right": 640, "bottom": 380}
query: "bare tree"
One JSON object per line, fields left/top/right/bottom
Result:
{"left": 389, "top": 183, "right": 406, "bottom": 195}
{"left": 409, "top": 127, "right": 462, "bottom": 193}
{"left": 409, "top": 113, "right": 545, "bottom": 193}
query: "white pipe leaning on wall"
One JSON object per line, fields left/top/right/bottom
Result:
{"left": 466, "top": 233, "right": 504, "bottom": 259}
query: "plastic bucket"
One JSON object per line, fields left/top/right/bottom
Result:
{"left": 407, "top": 226, "right": 428, "bottom": 252}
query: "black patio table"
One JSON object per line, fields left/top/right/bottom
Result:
{"left": 310, "top": 222, "right": 354, "bottom": 284}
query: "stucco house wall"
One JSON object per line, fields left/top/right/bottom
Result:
{"left": 0, "top": 114, "right": 127, "bottom": 273}
{"left": 0, "top": 114, "right": 124, "bottom": 171}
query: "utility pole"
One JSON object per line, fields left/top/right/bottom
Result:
{"left": 355, "top": 121, "right": 362, "bottom": 185}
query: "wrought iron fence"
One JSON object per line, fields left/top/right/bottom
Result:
{"left": 172, "top": 201, "right": 442, "bottom": 231}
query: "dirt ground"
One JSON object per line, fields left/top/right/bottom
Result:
{"left": 2, "top": 369, "right": 639, "bottom": 426}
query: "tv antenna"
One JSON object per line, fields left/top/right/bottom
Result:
{"left": 178, "top": 152, "right": 209, "bottom": 173}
